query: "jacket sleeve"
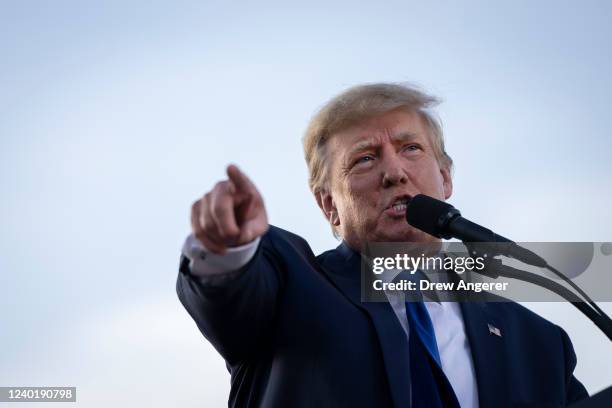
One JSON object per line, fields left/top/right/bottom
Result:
{"left": 176, "top": 232, "right": 286, "bottom": 365}
{"left": 559, "top": 326, "right": 589, "bottom": 405}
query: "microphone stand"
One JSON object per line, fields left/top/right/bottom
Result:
{"left": 464, "top": 246, "right": 612, "bottom": 342}
{"left": 471, "top": 255, "right": 612, "bottom": 407}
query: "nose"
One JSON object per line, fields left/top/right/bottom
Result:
{"left": 381, "top": 153, "right": 408, "bottom": 188}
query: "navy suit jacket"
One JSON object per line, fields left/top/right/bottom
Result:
{"left": 177, "top": 225, "right": 588, "bottom": 407}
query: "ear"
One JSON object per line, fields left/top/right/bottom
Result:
{"left": 315, "top": 189, "right": 340, "bottom": 226}
{"left": 440, "top": 166, "right": 453, "bottom": 200}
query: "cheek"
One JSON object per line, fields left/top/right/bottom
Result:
{"left": 346, "top": 180, "right": 378, "bottom": 209}
{"left": 347, "top": 172, "right": 379, "bottom": 194}
{"left": 338, "top": 181, "right": 380, "bottom": 228}
{"left": 413, "top": 164, "right": 446, "bottom": 196}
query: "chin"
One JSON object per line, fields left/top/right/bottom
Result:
{"left": 376, "top": 223, "right": 433, "bottom": 243}
{"left": 374, "top": 226, "right": 415, "bottom": 242}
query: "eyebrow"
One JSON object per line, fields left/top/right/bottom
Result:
{"left": 346, "top": 131, "right": 419, "bottom": 158}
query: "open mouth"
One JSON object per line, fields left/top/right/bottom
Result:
{"left": 391, "top": 197, "right": 409, "bottom": 211}
{"left": 385, "top": 195, "right": 412, "bottom": 216}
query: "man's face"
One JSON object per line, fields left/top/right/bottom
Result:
{"left": 319, "top": 108, "right": 452, "bottom": 250}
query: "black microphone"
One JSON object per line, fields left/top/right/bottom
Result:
{"left": 406, "top": 194, "right": 548, "bottom": 268}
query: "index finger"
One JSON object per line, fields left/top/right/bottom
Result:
{"left": 227, "top": 164, "right": 255, "bottom": 194}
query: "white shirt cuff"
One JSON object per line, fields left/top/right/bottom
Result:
{"left": 181, "top": 234, "right": 261, "bottom": 277}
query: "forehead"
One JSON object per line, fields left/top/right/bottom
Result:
{"left": 328, "top": 108, "right": 431, "bottom": 153}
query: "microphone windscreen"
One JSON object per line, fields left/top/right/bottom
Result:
{"left": 406, "top": 194, "right": 455, "bottom": 237}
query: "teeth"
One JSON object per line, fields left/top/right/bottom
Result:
{"left": 392, "top": 204, "right": 407, "bottom": 211}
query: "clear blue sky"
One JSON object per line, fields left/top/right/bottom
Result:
{"left": 1, "top": 1, "right": 611, "bottom": 406}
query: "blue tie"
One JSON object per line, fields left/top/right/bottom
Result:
{"left": 396, "top": 269, "right": 442, "bottom": 367}
{"left": 393, "top": 270, "right": 459, "bottom": 407}
{"left": 405, "top": 300, "right": 442, "bottom": 367}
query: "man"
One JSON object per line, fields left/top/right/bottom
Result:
{"left": 177, "top": 83, "right": 588, "bottom": 407}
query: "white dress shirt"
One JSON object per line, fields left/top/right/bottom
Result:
{"left": 182, "top": 235, "right": 479, "bottom": 408}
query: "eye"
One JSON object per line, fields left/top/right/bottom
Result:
{"left": 403, "top": 143, "right": 422, "bottom": 153}
{"left": 353, "top": 155, "right": 375, "bottom": 166}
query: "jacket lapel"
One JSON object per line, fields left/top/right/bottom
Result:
{"left": 460, "top": 301, "right": 510, "bottom": 408}
{"left": 321, "top": 242, "right": 412, "bottom": 408}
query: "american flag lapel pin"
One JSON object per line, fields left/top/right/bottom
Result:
{"left": 488, "top": 323, "right": 502, "bottom": 337}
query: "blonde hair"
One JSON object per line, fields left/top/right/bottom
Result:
{"left": 303, "top": 83, "right": 453, "bottom": 195}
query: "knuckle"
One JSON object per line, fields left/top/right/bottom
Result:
{"left": 191, "top": 199, "right": 201, "bottom": 213}
{"left": 213, "top": 180, "right": 230, "bottom": 195}
{"left": 200, "top": 215, "right": 214, "bottom": 233}
{"left": 212, "top": 199, "right": 233, "bottom": 217}
{"left": 212, "top": 201, "right": 230, "bottom": 216}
